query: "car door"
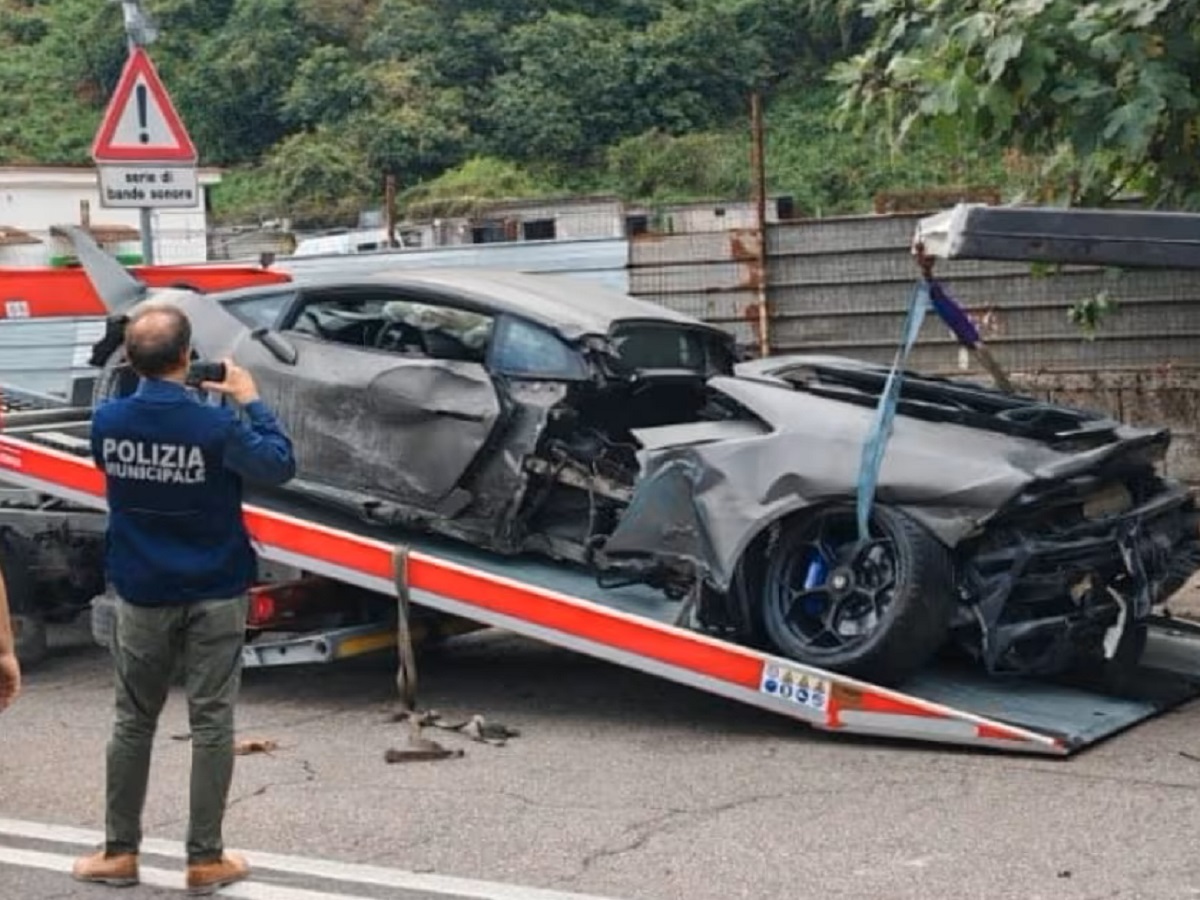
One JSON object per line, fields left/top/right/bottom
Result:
{"left": 235, "top": 285, "right": 503, "bottom": 512}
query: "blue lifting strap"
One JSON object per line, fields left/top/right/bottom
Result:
{"left": 855, "top": 279, "right": 933, "bottom": 542}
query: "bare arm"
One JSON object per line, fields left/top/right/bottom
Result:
{"left": 0, "top": 569, "right": 11, "bottom": 655}
{"left": 202, "top": 361, "right": 296, "bottom": 487}
{"left": 0, "top": 567, "right": 19, "bottom": 711}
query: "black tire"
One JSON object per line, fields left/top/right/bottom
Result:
{"left": 0, "top": 529, "right": 48, "bottom": 669}
{"left": 92, "top": 345, "right": 140, "bottom": 407}
{"left": 759, "top": 503, "right": 956, "bottom": 686}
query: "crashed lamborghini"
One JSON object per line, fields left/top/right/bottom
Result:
{"left": 69, "top": 227, "right": 1198, "bottom": 686}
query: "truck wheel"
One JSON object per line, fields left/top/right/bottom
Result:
{"left": 759, "top": 503, "right": 956, "bottom": 686}
{"left": 0, "top": 530, "right": 48, "bottom": 669}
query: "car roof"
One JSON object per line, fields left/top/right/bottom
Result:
{"left": 232, "top": 266, "right": 724, "bottom": 342}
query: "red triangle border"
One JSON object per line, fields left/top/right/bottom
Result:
{"left": 91, "top": 47, "right": 197, "bottom": 164}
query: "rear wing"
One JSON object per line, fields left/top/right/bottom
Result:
{"left": 47, "top": 225, "right": 148, "bottom": 314}
{"left": 913, "top": 203, "right": 1200, "bottom": 270}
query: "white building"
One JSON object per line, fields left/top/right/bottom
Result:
{"left": 0, "top": 165, "right": 222, "bottom": 265}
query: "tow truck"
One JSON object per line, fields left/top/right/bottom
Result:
{"left": 3, "top": 204, "right": 1200, "bottom": 757}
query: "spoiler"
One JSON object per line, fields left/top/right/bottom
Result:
{"left": 48, "top": 224, "right": 149, "bottom": 314}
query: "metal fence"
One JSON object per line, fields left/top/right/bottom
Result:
{"left": 628, "top": 211, "right": 1200, "bottom": 482}
{"left": 7, "top": 226, "right": 211, "bottom": 268}
{"left": 630, "top": 212, "right": 1200, "bottom": 372}
{"left": 0, "top": 316, "right": 104, "bottom": 401}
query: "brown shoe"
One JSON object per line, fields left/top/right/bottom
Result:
{"left": 71, "top": 849, "right": 139, "bottom": 887}
{"left": 186, "top": 851, "right": 249, "bottom": 895}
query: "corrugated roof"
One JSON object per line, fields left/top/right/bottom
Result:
{"left": 84, "top": 224, "right": 140, "bottom": 242}
{"left": 0, "top": 226, "right": 41, "bottom": 246}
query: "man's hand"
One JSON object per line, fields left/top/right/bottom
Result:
{"left": 201, "top": 359, "right": 260, "bottom": 406}
{"left": 0, "top": 651, "right": 20, "bottom": 712}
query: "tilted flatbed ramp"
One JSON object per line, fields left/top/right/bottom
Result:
{"left": 3, "top": 414, "right": 1200, "bottom": 757}
{"left": 914, "top": 203, "right": 1200, "bottom": 269}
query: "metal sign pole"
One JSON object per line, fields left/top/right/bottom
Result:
{"left": 117, "top": 1, "right": 155, "bottom": 265}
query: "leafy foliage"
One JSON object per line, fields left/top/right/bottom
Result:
{"left": 831, "top": 0, "right": 1200, "bottom": 208}
{"left": 6, "top": 0, "right": 1191, "bottom": 225}
{"left": 400, "top": 157, "right": 550, "bottom": 219}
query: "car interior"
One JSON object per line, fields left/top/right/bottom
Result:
{"left": 287, "top": 293, "right": 494, "bottom": 364}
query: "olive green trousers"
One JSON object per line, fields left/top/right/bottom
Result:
{"left": 104, "top": 594, "right": 248, "bottom": 864}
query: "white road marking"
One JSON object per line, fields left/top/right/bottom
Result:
{"left": 0, "top": 845, "right": 376, "bottom": 899}
{"left": 0, "top": 817, "right": 619, "bottom": 900}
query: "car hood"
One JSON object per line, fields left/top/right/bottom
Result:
{"left": 709, "top": 374, "right": 1165, "bottom": 505}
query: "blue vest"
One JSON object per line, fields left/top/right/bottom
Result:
{"left": 90, "top": 378, "right": 295, "bottom": 605}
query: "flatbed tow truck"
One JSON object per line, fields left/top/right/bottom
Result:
{"left": 3, "top": 204, "right": 1200, "bottom": 758}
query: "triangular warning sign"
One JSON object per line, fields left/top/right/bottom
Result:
{"left": 92, "top": 47, "right": 197, "bottom": 164}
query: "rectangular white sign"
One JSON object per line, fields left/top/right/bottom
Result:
{"left": 97, "top": 165, "right": 199, "bottom": 209}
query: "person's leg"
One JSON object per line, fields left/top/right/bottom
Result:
{"left": 107, "top": 599, "right": 181, "bottom": 853}
{"left": 181, "top": 593, "right": 249, "bottom": 887}
{"left": 75, "top": 598, "right": 180, "bottom": 885}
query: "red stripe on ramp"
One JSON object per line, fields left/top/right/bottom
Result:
{"left": 1, "top": 439, "right": 766, "bottom": 692}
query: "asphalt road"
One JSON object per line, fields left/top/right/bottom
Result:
{"left": 4, "top": 582, "right": 1200, "bottom": 900}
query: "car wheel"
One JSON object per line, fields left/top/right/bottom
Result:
{"left": 759, "top": 503, "right": 956, "bottom": 686}
{"left": 0, "top": 529, "right": 47, "bottom": 669}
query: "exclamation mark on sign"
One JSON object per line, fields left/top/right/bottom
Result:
{"left": 136, "top": 83, "right": 149, "bottom": 144}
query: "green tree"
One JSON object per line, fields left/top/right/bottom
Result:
{"left": 342, "top": 61, "right": 470, "bottom": 180}
{"left": 604, "top": 129, "right": 751, "bottom": 201}
{"left": 261, "top": 127, "right": 376, "bottom": 226}
{"left": 172, "top": 0, "right": 317, "bottom": 165}
{"left": 400, "top": 156, "right": 550, "bottom": 218}
{"left": 0, "top": 0, "right": 124, "bottom": 163}
{"left": 487, "top": 12, "right": 637, "bottom": 164}
{"left": 281, "top": 46, "right": 369, "bottom": 128}
{"left": 830, "top": 0, "right": 1200, "bottom": 207}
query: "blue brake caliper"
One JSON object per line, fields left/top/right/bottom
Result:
{"left": 802, "top": 546, "right": 830, "bottom": 616}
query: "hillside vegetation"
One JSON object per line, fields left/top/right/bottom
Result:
{"left": 6, "top": 0, "right": 1181, "bottom": 227}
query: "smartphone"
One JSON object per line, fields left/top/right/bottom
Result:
{"left": 185, "top": 360, "right": 227, "bottom": 387}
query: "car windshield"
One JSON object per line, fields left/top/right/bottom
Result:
{"left": 608, "top": 323, "right": 734, "bottom": 376}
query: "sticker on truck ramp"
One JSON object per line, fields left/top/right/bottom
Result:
{"left": 760, "top": 662, "right": 830, "bottom": 714}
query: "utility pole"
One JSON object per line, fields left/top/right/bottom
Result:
{"left": 750, "top": 90, "right": 770, "bottom": 357}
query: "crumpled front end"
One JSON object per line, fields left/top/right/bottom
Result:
{"left": 955, "top": 467, "right": 1200, "bottom": 675}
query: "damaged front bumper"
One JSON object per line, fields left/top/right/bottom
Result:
{"left": 957, "top": 481, "right": 1200, "bottom": 676}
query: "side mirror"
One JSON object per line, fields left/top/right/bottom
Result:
{"left": 88, "top": 314, "right": 129, "bottom": 368}
{"left": 251, "top": 328, "right": 298, "bottom": 365}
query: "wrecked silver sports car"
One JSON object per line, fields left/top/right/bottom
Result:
{"left": 85, "top": 260, "right": 1199, "bottom": 686}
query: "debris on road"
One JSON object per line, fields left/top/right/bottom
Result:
{"left": 383, "top": 709, "right": 520, "bottom": 763}
{"left": 170, "top": 734, "right": 282, "bottom": 756}
{"left": 235, "top": 738, "right": 279, "bottom": 756}
{"left": 384, "top": 712, "right": 464, "bottom": 763}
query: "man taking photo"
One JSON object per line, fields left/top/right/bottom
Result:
{"left": 73, "top": 302, "right": 295, "bottom": 895}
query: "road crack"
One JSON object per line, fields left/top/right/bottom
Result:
{"left": 566, "top": 790, "right": 808, "bottom": 883}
